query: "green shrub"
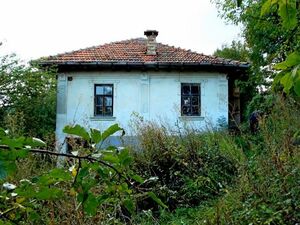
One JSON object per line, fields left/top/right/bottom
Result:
{"left": 188, "top": 96, "right": 300, "bottom": 225}
{"left": 130, "top": 122, "right": 241, "bottom": 211}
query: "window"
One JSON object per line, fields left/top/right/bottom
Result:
{"left": 181, "top": 83, "right": 201, "bottom": 116}
{"left": 94, "top": 84, "right": 113, "bottom": 116}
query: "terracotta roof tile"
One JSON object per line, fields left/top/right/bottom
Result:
{"left": 42, "top": 38, "right": 248, "bottom": 66}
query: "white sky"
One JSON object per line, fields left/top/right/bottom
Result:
{"left": 0, "top": 0, "right": 241, "bottom": 61}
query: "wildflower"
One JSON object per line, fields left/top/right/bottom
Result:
{"left": 2, "top": 182, "right": 16, "bottom": 190}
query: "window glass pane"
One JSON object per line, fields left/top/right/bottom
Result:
{"left": 182, "top": 97, "right": 191, "bottom": 106}
{"left": 96, "top": 96, "right": 103, "bottom": 106}
{"left": 191, "top": 85, "right": 200, "bottom": 94}
{"left": 104, "top": 86, "right": 113, "bottom": 95}
{"left": 182, "top": 106, "right": 191, "bottom": 115}
{"left": 95, "top": 106, "right": 103, "bottom": 115}
{"left": 191, "top": 96, "right": 199, "bottom": 105}
{"left": 104, "top": 107, "right": 112, "bottom": 116}
{"left": 181, "top": 83, "right": 200, "bottom": 116}
{"left": 94, "top": 84, "right": 114, "bottom": 116}
{"left": 192, "top": 106, "right": 199, "bottom": 115}
{"left": 96, "top": 86, "right": 104, "bottom": 95}
{"left": 104, "top": 97, "right": 112, "bottom": 106}
{"left": 182, "top": 85, "right": 191, "bottom": 95}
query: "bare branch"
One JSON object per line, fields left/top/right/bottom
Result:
{"left": 0, "top": 146, "right": 132, "bottom": 185}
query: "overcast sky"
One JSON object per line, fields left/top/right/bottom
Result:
{"left": 0, "top": 0, "right": 241, "bottom": 61}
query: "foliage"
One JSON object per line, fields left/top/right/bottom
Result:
{"left": 259, "top": 0, "right": 300, "bottom": 96}
{"left": 130, "top": 120, "right": 241, "bottom": 211}
{"left": 213, "top": 40, "right": 260, "bottom": 114}
{"left": 245, "top": 92, "right": 277, "bottom": 119}
{"left": 0, "top": 54, "right": 56, "bottom": 139}
{"left": 135, "top": 96, "right": 300, "bottom": 225}
{"left": 201, "top": 97, "right": 300, "bottom": 224}
{"left": 0, "top": 124, "right": 166, "bottom": 224}
{"left": 1, "top": 99, "right": 300, "bottom": 224}
{"left": 273, "top": 51, "right": 300, "bottom": 96}
{"left": 212, "top": 0, "right": 300, "bottom": 96}
{"left": 260, "top": 0, "right": 298, "bottom": 30}
{"left": 213, "top": 40, "right": 249, "bottom": 62}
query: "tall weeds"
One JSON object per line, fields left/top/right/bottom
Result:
{"left": 133, "top": 96, "right": 300, "bottom": 224}
{"left": 130, "top": 119, "right": 242, "bottom": 212}
{"left": 189, "top": 97, "right": 300, "bottom": 225}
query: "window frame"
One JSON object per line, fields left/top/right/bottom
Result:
{"left": 181, "top": 83, "right": 201, "bottom": 116}
{"left": 94, "top": 84, "right": 114, "bottom": 117}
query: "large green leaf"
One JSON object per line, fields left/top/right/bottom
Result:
{"left": 274, "top": 52, "right": 300, "bottom": 70}
{"left": 280, "top": 72, "right": 293, "bottom": 93}
{"left": 14, "top": 149, "right": 29, "bottom": 158}
{"left": 294, "top": 76, "right": 300, "bottom": 96}
{"left": 261, "top": 0, "right": 278, "bottom": 16}
{"left": 118, "top": 148, "right": 133, "bottom": 167}
{"left": 35, "top": 187, "right": 64, "bottom": 200}
{"left": 148, "top": 192, "right": 168, "bottom": 209}
{"left": 0, "top": 149, "right": 28, "bottom": 161}
{"left": 130, "top": 174, "right": 144, "bottom": 184}
{"left": 278, "top": 0, "right": 297, "bottom": 29}
{"left": 63, "top": 125, "right": 90, "bottom": 142}
{"left": 285, "top": 52, "right": 300, "bottom": 67}
{"left": 101, "top": 124, "right": 124, "bottom": 142}
{"left": 37, "top": 168, "right": 72, "bottom": 185}
{"left": 90, "top": 128, "right": 102, "bottom": 144}
{"left": 0, "top": 137, "right": 24, "bottom": 150}
{"left": 24, "top": 137, "right": 46, "bottom": 147}
{"left": 102, "top": 153, "right": 119, "bottom": 164}
{"left": 15, "top": 182, "right": 36, "bottom": 198}
{"left": 83, "top": 193, "right": 98, "bottom": 216}
{"left": 123, "top": 198, "right": 135, "bottom": 214}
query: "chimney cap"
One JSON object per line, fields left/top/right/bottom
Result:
{"left": 144, "top": 30, "right": 159, "bottom": 37}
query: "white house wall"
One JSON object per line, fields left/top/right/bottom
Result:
{"left": 56, "top": 71, "right": 228, "bottom": 150}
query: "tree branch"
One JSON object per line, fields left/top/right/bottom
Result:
{"left": 28, "top": 149, "right": 123, "bottom": 177}
{"left": 0, "top": 146, "right": 132, "bottom": 186}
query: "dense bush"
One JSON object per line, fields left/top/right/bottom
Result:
{"left": 130, "top": 121, "right": 242, "bottom": 211}
{"left": 0, "top": 54, "right": 56, "bottom": 141}
{"left": 141, "top": 96, "right": 299, "bottom": 225}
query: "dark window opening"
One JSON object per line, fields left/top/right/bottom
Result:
{"left": 94, "top": 84, "right": 113, "bottom": 116}
{"left": 181, "top": 83, "right": 201, "bottom": 116}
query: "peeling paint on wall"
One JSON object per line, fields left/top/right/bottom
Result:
{"left": 55, "top": 71, "right": 229, "bottom": 149}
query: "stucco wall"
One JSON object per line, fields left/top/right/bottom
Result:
{"left": 56, "top": 71, "right": 228, "bottom": 150}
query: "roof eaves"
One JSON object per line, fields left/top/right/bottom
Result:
{"left": 39, "top": 60, "right": 250, "bottom": 72}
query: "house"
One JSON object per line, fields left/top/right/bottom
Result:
{"left": 40, "top": 30, "right": 249, "bottom": 152}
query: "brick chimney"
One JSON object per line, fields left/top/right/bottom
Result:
{"left": 144, "top": 30, "right": 158, "bottom": 55}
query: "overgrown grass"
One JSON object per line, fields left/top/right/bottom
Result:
{"left": 130, "top": 121, "right": 241, "bottom": 212}
{"left": 134, "top": 96, "right": 300, "bottom": 224}
{"left": 2, "top": 96, "right": 299, "bottom": 224}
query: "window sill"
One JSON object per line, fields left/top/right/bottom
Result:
{"left": 90, "top": 116, "right": 116, "bottom": 121}
{"left": 179, "top": 116, "right": 204, "bottom": 121}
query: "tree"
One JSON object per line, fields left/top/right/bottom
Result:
{"left": 214, "top": 40, "right": 249, "bottom": 62}
{"left": 213, "top": 40, "right": 259, "bottom": 117}
{"left": 0, "top": 54, "right": 56, "bottom": 138}
{"left": 212, "top": 0, "right": 300, "bottom": 96}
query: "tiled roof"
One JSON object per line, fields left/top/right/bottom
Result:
{"left": 42, "top": 38, "right": 248, "bottom": 67}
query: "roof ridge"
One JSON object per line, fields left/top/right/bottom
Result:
{"left": 42, "top": 37, "right": 249, "bottom": 67}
